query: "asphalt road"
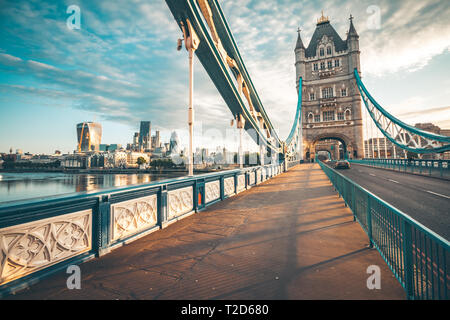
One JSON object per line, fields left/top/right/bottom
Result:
{"left": 334, "top": 163, "right": 450, "bottom": 241}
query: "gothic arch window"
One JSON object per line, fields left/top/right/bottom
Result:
{"left": 319, "top": 47, "right": 324, "bottom": 57}
{"left": 345, "top": 109, "right": 352, "bottom": 120}
{"left": 308, "top": 113, "right": 314, "bottom": 123}
{"left": 326, "top": 46, "right": 332, "bottom": 55}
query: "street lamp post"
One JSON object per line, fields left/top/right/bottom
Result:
{"left": 180, "top": 20, "right": 200, "bottom": 176}
{"left": 237, "top": 114, "right": 245, "bottom": 169}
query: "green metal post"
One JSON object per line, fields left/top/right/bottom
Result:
{"left": 352, "top": 184, "right": 356, "bottom": 221}
{"left": 402, "top": 220, "right": 414, "bottom": 300}
{"left": 367, "top": 195, "right": 373, "bottom": 248}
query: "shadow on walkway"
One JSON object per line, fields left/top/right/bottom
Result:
{"left": 7, "top": 164, "right": 406, "bottom": 300}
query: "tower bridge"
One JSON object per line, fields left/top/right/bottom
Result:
{"left": 0, "top": 0, "right": 449, "bottom": 301}
{"left": 296, "top": 13, "right": 363, "bottom": 161}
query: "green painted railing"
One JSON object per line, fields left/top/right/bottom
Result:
{"left": 318, "top": 159, "right": 449, "bottom": 300}
{"left": 0, "top": 162, "right": 289, "bottom": 297}
{"left": 350, "top": 158, "right": 450, "bottom": 179}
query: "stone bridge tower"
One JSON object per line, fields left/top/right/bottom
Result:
{"left": 295, "top": 13, "right": 364, "bottom": 160}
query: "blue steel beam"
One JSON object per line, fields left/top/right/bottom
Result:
{"left": 165, "top": 0, "right": 286, "bottom": 153}
{"left": 354, "top": 69, "right": 450, "bottom": 154}
{"left": 207, "top": 0, "right": 280, "bottom": 143}
{"left": 286, "top": 77, "right": 302, "bottom": 147}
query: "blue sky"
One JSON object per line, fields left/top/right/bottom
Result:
{"left": 0, "top": 0, "right": 449, "bottom": 154}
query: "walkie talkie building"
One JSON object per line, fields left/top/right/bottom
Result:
{"left": 76, "top": 122, "right": 102, "bottom": 152}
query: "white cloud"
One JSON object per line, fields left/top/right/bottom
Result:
{"left": 1, "top": 0, "right": 449, "bottom": 152}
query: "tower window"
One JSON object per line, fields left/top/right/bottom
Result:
{"left": 320, "top": 62, "right": 325, "bottom": 70}
{"left": 314, "top": 115, "right": 321, "bottom": 122}
{"left": 345, "top": 109, "right": 352, "bottom": 120}
{"left": 327, "top": 61, "right": 333, "bottom": 69}
{"left": 319, "top": 48, "right": 324, "bottom": 56}
{"left": 341, "top": 88, "right": 347, "bottom": 97}
{"left": 323, "top": 111, "right": 335, "bottom": 121}
{"left": 309, "top": 93, "right": 316, "bottom": 101}
{"left": 327, "top": 46, "right": 332, "bottom": 55}
{"left": 322, "top": 87, "right": 333, "bottom": 99}
{"left": 337, "top": 112, "right": 345, "bottom": 120}
{"left": 335, "top": 59, "right": 340, "bottom": 67}
{"left": 313, "top": 63, "right": 318, "bottom": 71}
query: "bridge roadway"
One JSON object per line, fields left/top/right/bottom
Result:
{"left": 7, "top": 164, "right": 405, "bottom": 300}
{"left": 337, "top": 163, "right": 450, "bottom": 240}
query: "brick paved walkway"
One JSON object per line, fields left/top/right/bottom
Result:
{"left": 8, "top": 164, "right": 406, "bottom": 300}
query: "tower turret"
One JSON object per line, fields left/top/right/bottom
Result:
{"left": 294, "top": 28, "right": 306, "bottom": 91}
{"left": 347, "top": 15, "right": 360, "bottom": 73}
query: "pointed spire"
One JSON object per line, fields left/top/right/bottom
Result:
{"left": 348, "top": 14, "right": 358, "bottom": 38}
{"left": 295, "top": 27, "right": 305, "bottom": 50}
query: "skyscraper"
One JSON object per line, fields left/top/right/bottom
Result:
{"left": 139, "top": 121, "right": 151, "bottom": 151}
{"left": 169, "top": 131, "right": 181, "bottom": 155}
{"left": 76, "top": 122, "right": 102, "bottom": 152}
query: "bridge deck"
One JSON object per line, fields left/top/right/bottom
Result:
{"left": 8, "top": 164, "right": 405, "bottom": 300}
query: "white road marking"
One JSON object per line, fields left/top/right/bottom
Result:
{"left": 426, "top": 190, "right": 450, "bottom": 199}
{"left": 388, "top": 179, "right": 400, "bottom": 184}
{"left": 369, "top": 173, "right": 376, "bottom": 177}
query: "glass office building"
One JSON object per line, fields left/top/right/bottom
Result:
{"left": 139, "top": 121, "right": 151, "bottom": 151}
{"left": 76, "top": 122, "right": 102, "bottom": 152}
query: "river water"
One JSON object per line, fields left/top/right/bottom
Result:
{"left": 0, "top": 172, "right": 185, "bottom": 204}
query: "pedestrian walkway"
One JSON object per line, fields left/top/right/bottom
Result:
{"left": 8, "top": 164, "right": 406, "bottom": 300}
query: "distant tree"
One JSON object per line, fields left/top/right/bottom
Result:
{"left": 150, "top": 158, "right": 175, "bottom": 170}
{"left": 137, "top": 157, "right": 147, "bottom": 165}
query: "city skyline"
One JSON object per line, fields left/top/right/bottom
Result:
{"left": 1, "top": 0, "right": 450, "bottom": 155}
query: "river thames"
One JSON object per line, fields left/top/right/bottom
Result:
{"left": 0, "top": 172, "right": 185, "bottom": 204}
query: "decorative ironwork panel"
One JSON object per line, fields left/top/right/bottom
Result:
{"left": 224, "top": 177, "right": 235, "bottom": 196}
{"left": 111, "top": 195, "right": 158, "bottom": 241}
{"left": 168, "top": 186, "right": 193, "bottom": 220}
{"left": 237, "top": 174, "right": 245, "bottom": 192}
{"left": 205, "top": 180, "right": 220, "bottom": 203}
{"left": 0, "top": 210, "right": 92, "bottom": 286}
{"left": 249, "top": 172, "right": 256, "bottom": 185}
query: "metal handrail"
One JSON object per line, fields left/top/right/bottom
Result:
{"left": 349, "top": 158, "right": 450, "bottom": 179}
{"left": 0, "top": 161, "right": 289, "bottom": 296}
{"left": 318, "top": 159, "right": 449, "bottom": 300}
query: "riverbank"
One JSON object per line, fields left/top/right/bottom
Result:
{"left": 0, "top": 167, "right": 234, "bottom": 174}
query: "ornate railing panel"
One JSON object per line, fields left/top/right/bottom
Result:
{"left": 0, "top": 210, "right": 92, "bottom": 286}
{"left": 256, "top": 169, "right": 262, "bottom": 184}
{"left": 237, "top": 174, "right": 246, "bottom": 192}
{"left": 205, "top": 180, "right": 220, "bottom": 203}
{"left": 110, "top": 195, "right": 158, "bottom": 241}
{"left": 224, "top": 177, "right": 235, "bottom": 197}
{"left": 249, "top": 171, "right": 256, "bottom": 186}
{"left": 168, "top": 186, "right": 194, "bottom": 220}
